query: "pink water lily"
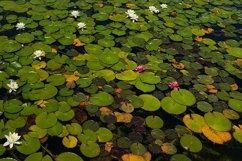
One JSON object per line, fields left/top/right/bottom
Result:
{"left": 135, "top": 65, "right": 145, "bottom": 72}
{"left": 168, "top": 81, "right": 180, "bottom": 90}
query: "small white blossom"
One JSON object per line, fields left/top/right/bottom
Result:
{"left": 129, "top": 14, "right": 139, "bottom": 22}
{"left": 16, "top": 22, "right": 25, "bottom": 30}
{"left": 33, "top": 50, "right": 45, "bottom": 60}
{"left": 125, "top": 9, "right": 138, "bottom": 22}
{"left": 77, "top": 22, "right": 87, "bottom": 31}
{"left": 7, "top": 80, "right": 19, "bottom": 93}
{"left": 160, "top": 4, "right": 168, "bottom": 9}
{"left": 71, "top": 10, "right": 80, "bottom": 18}
{"left": 3, "top": 132, "right": 21, "bottom": 149}
{"left": 125, "top": 9, "right": 135, "bottom": 17}
{"left": 149, "top": 6, "right": 160, "bottom": 13}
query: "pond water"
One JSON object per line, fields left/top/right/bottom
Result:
{"left": 0, "top": 0, "right": 242, "bottom": 161}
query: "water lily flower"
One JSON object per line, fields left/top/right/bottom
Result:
{"left": 125, "top": 9, "right": 138, "bottom": 22}
{"left": 135, "top": 65, "right": 145, "bottom": 72}
{"left": 160, "top": 4, "right": 168, "bottom": 9}
{"left": 33, "top": 50, "right": 45, "bottom": 60}
{"left": 71, "top": 10, "right": 80, "bottom": 18}
{"left": 3, "top": 132, "right": 21, "bottom": 149}
{"left": 7, "top": 79, "right": 19, "bottom": 93}
{"left": 168, "top": 81, "right": 180, "bottom": 90}
{"left": 77, "top": 22, "right": 87, "bottom": 31}
{"left": 16, "top": 22, "right": 25, "bottom": 30}
{"left": 125, "top": 9, "right": 135, "bottom": 16}
{"left": 149, "top": 6, "right": 160, "bottom": 13}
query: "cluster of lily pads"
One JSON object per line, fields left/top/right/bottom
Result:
{"left": 0, "top": 0, "right": 242, "bottom": 161}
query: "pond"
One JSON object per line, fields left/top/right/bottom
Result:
{"left": 0, "top": 0, "right": 242, "bottom": 161}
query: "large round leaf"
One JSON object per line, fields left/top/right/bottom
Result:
{"left": 116, "top": 70, "right": 139, "bottom": 81}
{"left": 130, "top": 142, "right": 146, "bottom": 155}
{"left": 56, "top": 152, "right": 83, "bottom": 161}
{"left": 139, "top": 94, "right": 160, "bottom": 111}
{"left": 16, "top": 135, "right": 40, "bottom": 155}
{"left": 161, "top": 97, "right": 187, "bottom": 115}
{"left": 204, "top": 112, "right": 232, "bottom": 131}
{"left": 233, "top": 124, "right": 242, "bottom": 143}
{"left": 27, "top": 84, "right": 58, "bottom": 100}
{"left": 35, "top": 112, "right": 57, "bottom": 129}
{"left": 180, "top": 134, "right": 202, "bottom": 152}
{"left": 99, "top": 51, "right": 119, "bottom": 65}
{"left": 228, "top": 99, "right": 242, "bottom": 112}
{"left": 140, "top": 72, "right": 161, "bottom": 84}
{"left": 96, "top": 127, "right": 113, "bottom": 142}
{"left": 15, "top": 33, "right": 34, "bottom": 43}
{"left": 171, "top": 89, "right": 196, "bottom": 106}
{"left": 135, "top": 80, "right": 155, "bottom": 92}
{"left": 90, "top": 92, "right": 114, "bottom": 106}
{"left": 145, "top": 116, "right": 164, "bottom": 129}
{"left": 183, "top": 114, "right": 206, "bottom": 133}
{"left": 170, "top": 154, "right": 191, "bottom": 161}
{"left": 80, "top": 142, "right": 100, "bottom": 158}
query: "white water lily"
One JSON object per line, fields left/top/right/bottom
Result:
{"left": 125, "top": 9, "right": 138, "bottom": 22}
{"left": 33, "top": 50, "right": 45, "bottom": 60}
{"left": 3, "top": 132, "right": 21, "bottom": 149}
{"left": 77, "top": 22, "right": 87, "bottom": 30}
{"left": 149, "top": 6, "right": 160, "bottom": 13}
{"left": 16, "top": 22, "right": 25, "bottom": 30}
{"left": 7, "top": 79, "right": 19, "bottom": 93}
{"left": 71, "top": 10, "right": 80, "bottom": 18}
{"left": 125, "top": 9, "right": 135, "bottom": 17}
{"left": 160, "top": 3, "right": 168, "bottom": 9}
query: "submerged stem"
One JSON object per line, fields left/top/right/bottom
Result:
{"left": 41, "top": 144, "right": 55, "bottom": 158}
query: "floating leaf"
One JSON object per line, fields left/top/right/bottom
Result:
{"left": 180, "top": 134, "right": 202, "bottom": 152}
{"left": 139, "top": 94, "right": 160, "bottom": 111}
{"left": 121, "top": 153, "right": 146, "bottom": 161}
{"left": 35, "top": 112, "right": 57, "bottom": 129}
{"left": 96, "top": 127, "right": 113, "bottom": 142}
{"left": 161, "top": 143, "right": 177, "bottom": 155}
{"left": 183, "top": 114, "right": 206, "bottom": 133}
{"left": 233, "top": 125, "right": 242, "bottom": 143}
{"left": 115, "top": 112, "right": 133, "bottom": 123}
{"left": 16, "top": 135, "right": 40, "bottom": 155}
{"left": 80, "top": 142, "right": 100, "bottom": 158}
{"left": 116, "top": 70, "right": 139, "bottom": 81}
{"left": 170, "top": 154, "right": 191, "bottom": 161}
{"left": 227, "top": 47, "right": 242, "bottom": 58}
{"left": 204, "top": 112, "right": 232, "bottom": 131}
{"left": 130, "top": 142, "right": 147, "bottom": 155}
{"left": 64, "top": 72, "right": 80, "bottom": 87}
{"left": 15, "top": 33, "right": 34, "bottom": 44}
{"left": 56, "top": 152, "right": 83, "bottom": 161}
{"left": 202, "top": 124, "right": 232, "bottom": 144}
{"left": 140, "top": 72, "right": 161, "bottom": 84}
{"left": 228, "top": 99, "right": 242, "bottom": 112}
{"left": 62, "top": 135, "right": 78, "bottom": 148}
{"left": 24, "top": 152, "right": 42, "bottom": 161}
{"left": 27, "top": 84, "right": 58, "bottom": 101}
{"left": 90, "top": 92, "right": 114, "bottom": 106}
{"left": 161, "top": 97, "right": 187, "bottom": 115}
{"left": 223, "top": 109, "right": 240, "bottom": 120}
{"left": 145, "top": 116, "right": 164, "bottom": 129}
{"left": 171, "top": 89, "right": 196, "bottom": 106}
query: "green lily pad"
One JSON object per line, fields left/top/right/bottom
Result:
{"left": 228, "top": 99, "right": 242, "bottom": 112}
{"left": 204, "top": 112, "right": 232, "bottom": 131}
{"left": 197, "top": 101, "right": 213, "bottom": 112}
{"left": 139, "top": 94, "right": 161, "bottom": 111}
{"left": 99, "top": 50, "right": 119, "bottom": 65}
{"left": 0, "top": 159, "right": 18, "bottom": 161}
{"left": 76, "top": 78, "right": 92, "bottom": 88}
{"left": 24, "top": 152, "right": 42, "bottom": 161}
{"left": 197, "top": 75, "right": 214, "bottom": 85}
{"left": 169, "top": 34, "right": 183, "bottom": 41}
{"left": 4, "top": 99, "right": 23, "bottom": 113}
{"left": 16, "top": 135, "right": 40, "bottom": 155}
{"left": 227, "top": 47, "right": 242, "bottom": 58}
{"left": 130, "top": 142, "right": 146, "bottom": 155}
{"left": 28, "top": 125, "right": 47, "bottom": 138}
{"left": 116, "top": 70, "right": 139, "bottom": 81}
{"left": 15, "top": 33, "right": 34, "bottom": 44}
{"left": 171, "top": 89, "right": 196, "bottom": 106}
{"left": 140, "top": 72, "right": 161, "bottom": 84}
{"left": 145, "top": 116, "right": 164, "bottom": 129}
{"left": 3, "top": 40, "right": 22, "bottom": 52}
{"left": 47, "top": 75, "right": 65, "bottom": 86}
{"left": 126, "top": 95, "right": 144, "bottom": 108}
{"left": 180, "top": 134, "right": 202, "bottom": 152}
{"left": 96, "top": 127, "right": 113, "bottom": 142}
{"left": 56, "top": 152, "right": 83, "bottom": 161}
{"left": 98, "top": 39, "right": 115, "bottom": 47}
{"left": 94, "top": 70, "right": 115, "bottom": 81}
{"left": 66, "top": 123, "right": 82, "bottom": 135}
{"left": 80, "top": 142, "right": 100, "bottom": 158}
{"left": 55, "top": 110, "right": 75, "bottom": 121}
{"left": 27, "top": 84, "right": 58, "bottom": 100}
{"left": 47, "top": 122, "right": 63, "bottom": 136}
{"left": 170, "top": 154, "right": 192, "bottom": 161}
{"left": 35, "top": 112, "right": 57, "bottom": 129}
{"left": 135, "top": 80, "right": 156, "bottom": 92}
{"left": 90, "top": 92, "right": 114, "bottom": 106}
{"left": 183, "top": 114, "right": 206, "bottom": 133}
{"left": 161, "top": 97, "right": 187, "bottom": 115}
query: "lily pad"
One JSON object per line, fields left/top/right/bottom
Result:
{"left": 170, "top": 154, "right": 192, "bottom": 161}
{"left": 139, "top": 94, "right": 161, "bottom": 111}
{"left": 116, "top": 70, "right": 139, "bottom": 81}
{"left": 15, "top": 33, "right": 34, "bottom": 43}
{"left": 56, "top": 152, "right": 83, "bottom": 161}
{"left": 161, "top": 97, "right": 187, "bottom": 115}
{"left": 145, "top": 116, "right": 164, "bottom": 129}
{"left": 16, "top": 135, "right": 40, "bottom": 155}
{"left": 96, "top": 127, "right": 113, "bottom": 142}
{"left": 183, "top": 114, "right": 206, "bottom": 133}
{"left": 171, "top": 89, "right": 196, "bottom": 106}
{"left": 130, "top": 142, "right": 146, "bottom": 155}
{"left": 90, "top": 92, "right": 114, "bottom": 106}
{"left": 35, "top": 112, "right": 57, "bottom": 129}
{"left": 226, "top": 47, "right": 242, "bottom": 58}
{"left": 24, "top": 152, "right": 42, "bottom": 161}
{"left": 228, "top": 99, "right": 242, "bottom": 112}
{"left": 204, "top": 112, "right": 232, "bottom": 131}
{"left": 27, "top": 84, "right": 58, "bottom": 101}
{"left": 180, "top": 134, "right": 202, "bottom": 152}
{"left": 140, "top": 72, "right": 161, "bottom": 84}
{"left": 80, "top": 142, "right": 100, "bottom": 158}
